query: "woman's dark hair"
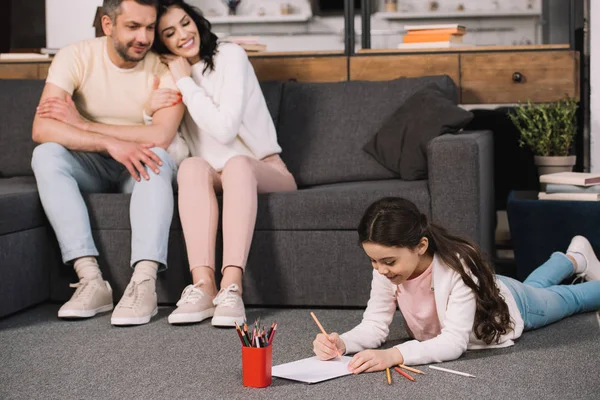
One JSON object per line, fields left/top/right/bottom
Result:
{"left": 358, "top": 197, "right": 512, "bottom": 345}
{"left": 152, "top": 0, "right": 219, "bottom": 73}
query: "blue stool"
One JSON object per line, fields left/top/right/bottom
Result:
{"left": 507, "top": 190, "right": 600, "bottom": 281}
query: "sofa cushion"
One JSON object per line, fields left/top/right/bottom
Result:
{"left": 363, "top": 86, "right": 474, "bottom": 180}
{"left": 82, "top": 180, "right": 431, "bottom": 231}
{"left": 0, "top": 80, "right": 44, "bottom": 178}
{"left": 276, "top": 75, "right": 458, "bottom": 187}
{"left": 0, "top": 177, "right": 46, "bottom": 235}
{"left": 259, "top": 81, "right": 283, "bottom": 126}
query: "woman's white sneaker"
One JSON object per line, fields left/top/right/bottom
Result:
{"left": 168, "top": 280, "right": 216, "bottom": 324}
{"left": 211, "top": 284, "right": 246, "bottom": 327}
{"left": 58, "top": 277, "right": 113, "bottom": 319}
{"left": 567, "top": 236, "right": 600, "bottom": 281}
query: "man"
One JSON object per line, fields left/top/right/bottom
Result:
{"left": 31, "top": 0, "right": 184, "bottom": 326}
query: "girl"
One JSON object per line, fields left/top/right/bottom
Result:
{"left": 313, "top": 197, "right": 600, "bottom": 372}
{"left": 146, "top": 0, "right": 297, "bottom": 327}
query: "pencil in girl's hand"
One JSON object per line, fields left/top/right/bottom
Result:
{"left": 398, "top": 364, "right": 425, "bottom": 375}
{"left": 386, "top": 368, "right": 392, "bottom": 385}
{"left": 394, "top": 367, "right": 416, "bottom": 382}
{"left": 310, "top": 312, "right": 342, "bottom": 359}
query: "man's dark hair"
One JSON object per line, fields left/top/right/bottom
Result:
{"left": 102, "top": 0, "right": 159, "bottom": 22}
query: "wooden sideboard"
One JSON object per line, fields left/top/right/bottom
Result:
{"left": 0, "top": 45, "right": 579, "bottom": 104}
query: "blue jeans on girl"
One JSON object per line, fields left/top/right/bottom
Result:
{"left": 497, "top": 252, "right": 600, "bottom": 330}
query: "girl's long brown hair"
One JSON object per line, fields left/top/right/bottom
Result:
{"left": 358, "top": 197, "right": 512, "bottom": 344}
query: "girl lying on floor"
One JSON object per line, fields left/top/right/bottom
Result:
{"left": 313, "top": 197, "right": 600, "bottom": 372}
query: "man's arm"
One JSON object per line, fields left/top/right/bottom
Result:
{"left": 32, "top": 83, "right": 109, "bottom": 152}
{"left": 85, "top": 103, "right": 184, "bottom": 150}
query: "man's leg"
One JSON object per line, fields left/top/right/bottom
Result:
{"left": 111, "top": 147, "right": 177, "bottom": 326}
{"left": 31, "top": 142, "right": 122, "bottom": 318}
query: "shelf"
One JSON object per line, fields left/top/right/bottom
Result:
{"left": 374, "top": 10, "right": 542, "bottom": 20}
{"left": 207, "top": 13, "right": 312, "bottom": 24}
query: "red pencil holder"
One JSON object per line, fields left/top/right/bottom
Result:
{"left": 241, "top": 344, "right": 272, "bottom": 388}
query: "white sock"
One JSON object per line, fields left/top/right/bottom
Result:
{"left": 567, "top": 252, "right": 587, "bottom": 274}
{"left": 132, "top": 260, "right": 159, "bottom": 282}
{"left": 73, "top": 257, "right": 102, "bottom": 280}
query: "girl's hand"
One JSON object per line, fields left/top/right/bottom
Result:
{"left": 36, "top": 95, "right": 87, "bottom": 131}
{"left": 144, "top": 76, "right": 182, "bottom": 117}
{"left": 160, "top": 54, "right": 192, "bottom": 82}
{"left": 347, "top": 348, "right": 403, "bottom": 374}
{"left": 313, "top": 332, "right": 346, "bottom": 361}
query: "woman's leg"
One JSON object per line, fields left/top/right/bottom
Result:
{"left": 210, "top": 155, "right": 296, "bottom": 327}
{"left": 219, "top": 155, "right": 297, "bottom": 289}
{"left": 177, "top": 157, "right": 222, "bottom": 295}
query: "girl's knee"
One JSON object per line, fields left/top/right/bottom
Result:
{"left": 177, "top": 157, "right": 213, "bottom": 186}
{"left": 31, "top": 142, "right": 69, "bottom": 173}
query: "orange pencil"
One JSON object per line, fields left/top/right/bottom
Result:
{"left": 398, "top": 364, "right": 425, "bottom": 375}
{"left": 394, "top": 367, "right": 416, "bottom": 382}
{"left": 386, "top": 368, "right": 392, "bottom": 384}
{"left": 310, "top": 312, "right": 342, "bottom": 359}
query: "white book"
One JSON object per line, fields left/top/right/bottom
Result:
{"left": 538, "top": 192, "right": 600, "bottom": 201}
{"left": 539, "top": 172, "right": 600, "bottom": 186}
{"left": 397, "top": 42, "right": 471, "bottom": 49}
{"left": 0, "top": 53, "right": 49, "bottom": 60}
{"left": 404, "top": 24, "right": 466, "bottom": 31}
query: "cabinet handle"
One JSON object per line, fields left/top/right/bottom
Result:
{"left": 512, "top": 72, "right": 524, "bottom": 83}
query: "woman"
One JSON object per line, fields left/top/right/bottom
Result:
{"left": 147, "top": 0, "right": 297, "bottom": 327}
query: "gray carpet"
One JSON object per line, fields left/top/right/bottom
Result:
{"left": 0, "top": 305, "right": 599, "bottom": 400}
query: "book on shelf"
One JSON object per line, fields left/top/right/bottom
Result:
{"left": 404, "top": 24, "right": 466, "bottom": 32}
{"left": 0, "top": 53, "right": 50, "bottom": 60}
{"left": 403, "top": 33, "right": 464, "bottom": 44}
{"left": 538, "top": 192, "right": 600, "bottom": 201}
{"left": 546, "top": 183, "right": 600, "bottom": 194}
{"left": 405, "top": 28, "right": 466, "bottom": 36}
{"left": 539, "top": 172, "right": 600, "bottom": 186}
{"left": 397, "top": 42, "right": 470, "bottom": 49}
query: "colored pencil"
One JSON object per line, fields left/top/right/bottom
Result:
{"left": 310, "top": 312, "right": 342, "bottom": 359}
{"left": 398, "top": 364, "right": 425, "bottom": 375}
{"left": 394, "top": 367, "right": 416, "bottom": 382}
{"left": 429, "top": 365, "right": 476, "bottom": 378}
{"left": 386, "top": 368, "right": 392, "bottom": 385}
{"left": 234, "top": 322, "right": 246, "bottom": 346}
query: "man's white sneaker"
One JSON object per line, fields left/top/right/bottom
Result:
{"left": 211, "top": 283, "right": 246, "bottom": 327}
{"left": 58, "top": 277, "right": 113, "bottom": 319}
{"left": 111, "top": 279, "right": 158, "bottom": 326}
{"left": 168, "top": 280, "right": 216, "bottom": 324}
{"left": 567, "top": 235, "right": 600, "bottom": 281}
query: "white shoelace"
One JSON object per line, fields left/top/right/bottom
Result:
{"left": 177, "top": 280, "right": 208, "bottom": 306}
{"left": 213, "top": 284, "right": 241, "bottom": 308}
{"left": 69, "top": 277, "right": 99, "bottom": 302}
{"left": 118, "top": 280, "right": 146, "bottom": 309}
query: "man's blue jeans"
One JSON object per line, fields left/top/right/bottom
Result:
{"left": 31, "top": 142, "right": 176, "bottom": 269}
{"left": 498, "top": 252, "right": 600, "bottom": 331}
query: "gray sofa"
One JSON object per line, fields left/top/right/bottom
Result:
{"left": 0, "top": 76, "right": 494, "bottom": 318}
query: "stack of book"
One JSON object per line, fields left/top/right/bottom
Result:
{"left": 398, "top": 24, "right": 468, "bottom": 49}
{"left": 222, "top": 36, "right": 267, "bottom": 52}
{"left": 538, "top": 172, "right": 600, "bottom": 201}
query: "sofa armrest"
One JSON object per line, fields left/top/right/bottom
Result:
{"left": 427, "top": 130, "right": 495, "bottom": 258}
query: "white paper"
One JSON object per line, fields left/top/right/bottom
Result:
{"left": 272, "top": 356, "right": 353, "bottom": 384}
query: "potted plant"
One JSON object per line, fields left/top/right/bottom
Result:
{"left": 508, "top": 97, "right": 579, "bottom": 176}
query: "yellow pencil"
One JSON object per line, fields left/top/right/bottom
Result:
{"left": 386, "top": 367, "right": 392, "bottom": 385}
{"left": 310, "top": 312, "right": 342, "bottom": 359}
{"left": 398, "top": 364, "right": 425, "bottom": 375}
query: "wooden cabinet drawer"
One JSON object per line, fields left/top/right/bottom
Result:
{"left": 0, "top": 63, "right": 41, "bottom": 79}
{"left": 460, "top": 51, "right": 579, "bottom": 103}
{"left": 250, "top": 56, "right": 347, "bottom": 83}
{"left": 350, "top": 54, "right": 460, "bottom": 85}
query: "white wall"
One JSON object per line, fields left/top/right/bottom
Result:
{"left": 45, "top": 0, "right": 102, "bottom": 49}
{"left": 591, "top": 0, "right": 600, "bottom": 171}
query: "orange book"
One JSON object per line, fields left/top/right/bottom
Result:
{"left": 403, "top": 33, "right": 463, "bottom": 43}
{"left": 406, "top": 28, "right": 466, "bottom": 35}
